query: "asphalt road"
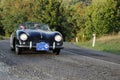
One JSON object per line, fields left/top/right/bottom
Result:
{"left": 0, "top": 40, "right": 120, "bottom": 80}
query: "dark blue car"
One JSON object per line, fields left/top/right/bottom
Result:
{"left": 10, "top": 22, "right": 63, "bottom": 55}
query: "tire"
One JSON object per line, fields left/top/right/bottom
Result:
{"left": 10, "top": 47, "right": 15, "bottom": 51}
{"left": 15, "top": 45, "right": 22, "bottom": 55}
{"left": 10, "top": 41, "right": 15, "bottom": 51}
{"left": 53, "top": 49, "right": 60, "bottom": 55}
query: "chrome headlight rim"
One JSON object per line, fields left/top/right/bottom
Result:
{"left": 20, "top": 33, "right": 28, "bottom": 41}
{"left": 55, "top": 35, "right": 62, "bottom": 42}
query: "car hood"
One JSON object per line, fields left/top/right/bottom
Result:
{"left": 24, "top": 29, "right": 58, "bottom": 36}
{"left": 21, "top": 29, "right": 61, "bottom": 41}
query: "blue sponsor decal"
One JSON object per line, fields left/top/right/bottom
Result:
{"left": 36, "top": 42, "right": 49, "bottom": 51}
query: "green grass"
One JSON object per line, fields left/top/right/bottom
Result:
{"left": 75, "top": 34, "right": 120, "bottom": 55}
{"left": 0, "top": 35, "right": 9, "bottom": 40}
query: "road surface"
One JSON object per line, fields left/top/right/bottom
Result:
{"left": 0, "top": 40, "right": 120, "bottom": 80}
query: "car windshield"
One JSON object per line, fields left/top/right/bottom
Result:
{"left": 19, "top": 22, "right": 50, "bottom": 31}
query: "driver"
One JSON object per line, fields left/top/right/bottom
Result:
{"left": 20, "top": 24, "right": 25, "bottom": 30}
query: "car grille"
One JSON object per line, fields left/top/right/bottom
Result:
{"left": 29, "top": 36, "right": 41, "bottom": 45}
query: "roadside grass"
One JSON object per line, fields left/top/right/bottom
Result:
{"left": 0, "top": 35, "right": 9, "bottom": 40}
{"left": 75, "top": 34, "right": 120, "bottom": 55}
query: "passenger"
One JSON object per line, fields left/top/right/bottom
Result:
{"left": 34, "top": 24, "right": 39, "bottom": 29}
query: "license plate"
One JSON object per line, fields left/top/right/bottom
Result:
{"left": 36, "top": 42, "right": 49, "bottom": 51}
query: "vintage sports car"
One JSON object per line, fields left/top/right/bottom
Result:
{"left": 10, "top": 22, "right": 63, "bottom": 55}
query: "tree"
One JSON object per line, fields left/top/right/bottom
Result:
{"left": 85, "top": 0, "right": 120, "bottom": 40}
{"left": 0, "top": 0, "right": 71, "bottom": 41}
{"left": 0, "top": 0, "right": 4, "bottom": 35}
{"left": 1, "top": 0, "right": 94, "bottom": 41}
{"left": 1, "top": 0, "right": 34, "bottom": 36}
{"left": 66, "top": 2, "right": 87, "bottom": 41}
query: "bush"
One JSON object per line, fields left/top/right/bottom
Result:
{"left": 0, "top": 35, "right": 4, "bottom": 40}
{"left": 0, "top": 35, "right": 9, "bottom": 40}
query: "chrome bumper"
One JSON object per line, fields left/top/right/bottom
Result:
{"left": 16, "top": 45, "right": 64, "bottom": 49}
{"left": 18, "top": 41, "right": 63, "bottom": 50}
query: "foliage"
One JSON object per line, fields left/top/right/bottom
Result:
{"left": 0, "top": 0, "right": 120, "bottom": 41}
{"left": 0, "top": 5, "right": 4, "bottom": 35}
{"left": 0, "top": 0, "right": 68, "bottom": 38}
{"left": 85, "top": 0, "right": 120, "bottom": 40}
{"left": 65, "top": 2, "right": 87, "bottom": 41}
{"left": 1, "top": 0, "right": 33, "bottom": 36}
{"left": 0, "top": 35, "right": 8, "bottom": 40}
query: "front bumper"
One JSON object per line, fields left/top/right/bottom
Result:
{"left": 17, "top": 41, "right": 63, "bottom": 50}
{"left": 16, "top": 44, "right": 64, "bottom": 50}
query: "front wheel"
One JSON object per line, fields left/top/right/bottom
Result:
{"left": 10, "top": 47, "right": 15, "bottom": 51}
{"left": 15, "top": 45, "right": 22, "bottom": 55}
{"left": 53, "top": 49, "right": 61, "bottom": 55}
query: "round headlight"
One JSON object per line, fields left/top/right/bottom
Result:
{"left": 55, "top": 35, "right": 62, "bottom": 42}
{"left": 20, "top": 33, "right": 28, "bottom": 41}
